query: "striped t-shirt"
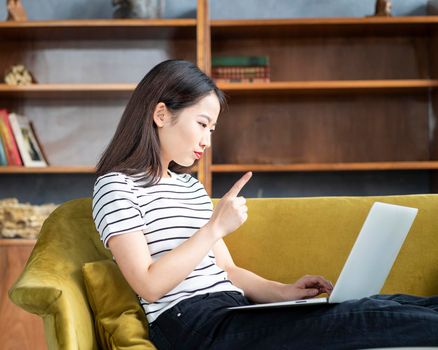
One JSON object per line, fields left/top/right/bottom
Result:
{"left": 92, "top": 169, "right": 244, "bottom": 323}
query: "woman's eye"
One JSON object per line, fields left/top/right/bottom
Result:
{"left": 198, "top": 122, "right": 215, "bottom": 133}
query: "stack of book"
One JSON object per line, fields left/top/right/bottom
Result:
{"left": 212, "top": 55, "right": 270, "bottom": 83}
{"left": 0, "top": 109, "right": 49, "bottom": 167}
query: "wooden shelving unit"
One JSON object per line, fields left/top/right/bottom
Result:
{"left": 0, "top": 6, "right": 208, "bottom": 350}
{"left": 1, "top": 1, "right": 438, "bottom": 196}
{"left": 207, "top": 13, "right": 438, "bottom": 194}
{"left": 0, "top": 1, "right": 207, "bottom": 189}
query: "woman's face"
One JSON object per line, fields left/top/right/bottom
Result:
{"left": 154, "top": 92, "right": 220, "bottom": 171}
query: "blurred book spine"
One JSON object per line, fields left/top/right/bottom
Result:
{"left": 0, "top": 133, "right": 7, "bottom": 165}
{"left": 212, "top": 56, "right": 270, "bottom": 83}
{"left": 0, "top": 109, "right": 23, "bottom": 166}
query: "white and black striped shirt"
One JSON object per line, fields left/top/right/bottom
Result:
{"left": 92, "top": 169, "right": 244, "bottom": 323}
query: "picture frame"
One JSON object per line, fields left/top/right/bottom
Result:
{"left": 8, "top": 113, "right": 48, "bottom": 167}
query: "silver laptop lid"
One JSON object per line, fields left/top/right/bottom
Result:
{"left": 329, "top": 202, "right": 418, "bottom": 303}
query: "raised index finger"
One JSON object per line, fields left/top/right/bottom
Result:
{"left": 225, "top": 172, "right": 252, "bottom": 198}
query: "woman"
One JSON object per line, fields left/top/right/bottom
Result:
{"left": 92, "top": 59, "right": 438, "bottom": 349}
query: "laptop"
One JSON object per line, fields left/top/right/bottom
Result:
{"left": 228, "top": 201, "right": 418, "bottom": 310}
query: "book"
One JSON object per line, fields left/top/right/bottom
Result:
{"left": 8, "top": 113, "right": 48, "bottom": 167}
{"left": 212, "top": 56, "right": 271, "bottom": 84}
{"left": 212, "top": 66, "right": 270, "bottom": 74}
{"left": 29, "top": 121, "right": 50, "bottom": 166}
{"left": 212, "top": 56, "right": 270, "bottom": 67}
{"left": 0, "top": 135, "right": 7, "bottom": 165}
{"left": 212, "top": 66, "right": 270, "bottom": 80}
{"left": 214, "top": 78, "right": 270, "bottom": 83}
{"left": 0, "top": 109, "right": 23, "bottom": 166}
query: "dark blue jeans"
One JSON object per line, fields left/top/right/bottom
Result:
{"left": 149, "top": 291, "right": 438, "bottom": 349}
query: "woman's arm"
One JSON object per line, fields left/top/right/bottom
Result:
{"left": 108, "top": 172, "right": 252, "bottom": 304}
{"left": 109, "top": 222, "right": 217, "bottom": 303}
{"left": 108, "top": 172, "right": 252, "bottom": 302}
{"left": 213, "top": 239, "right": 333, "bottom": 303}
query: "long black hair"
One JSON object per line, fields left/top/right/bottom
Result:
{"left": 96, "top": 59, "right": 227, "bottom": 187}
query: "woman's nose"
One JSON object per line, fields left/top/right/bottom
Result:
{"left": 200, "top": 133, "right": 211, "bottom": 149}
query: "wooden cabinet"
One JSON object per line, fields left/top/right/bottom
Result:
{"left": 1, "top": 1, "right": 438, "bottom": 195}
{"left": 0, "top": 239, "right": 46, "bottom": 350}
{"left": 0, "top": 0, "right": 210, "bottom": 190}
{"left": 208, "top": 17, "right": 438, "bottom": 193}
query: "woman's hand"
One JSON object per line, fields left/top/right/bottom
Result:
{"left": 208, "top": 172, "right": 252, "bottom": 240}
{"left": 279, "top": 275, "right": 334, "bottom": 300}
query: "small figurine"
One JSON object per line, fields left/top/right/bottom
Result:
{"left": 374, "top": 0, "right": 392, "bottom": 17}
{"left": 6, "top": 0, "right": 28, "bottom": 21}
{"left": 112, "top": 0, "right": 165, "bottom": 19}
{"left": 4, "top": 65, "right": 36, "bottom": 86}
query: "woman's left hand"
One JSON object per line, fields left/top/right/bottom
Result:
{"left": 280, "top": 275, "right": 334, "bottom": 300}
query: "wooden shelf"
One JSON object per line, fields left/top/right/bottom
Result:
{"left": 6, "top": 162, "right": 438, "bottom": 175}
{"left": 211, "top": 16, "right": 438, "bottom": 38}
{"left": 0, "top": 166, "right": 96, "bottom": 174}
{"left": 4, "top": 162, "right": 438, "bottom": 174}
{"left": 0, "top": 166, "right": 201, "bottom": 174}
{"left": 0, "top": 83, "right": 136, "bottom": 99}
{"left": 2, "top": 16, "right": 437, "bottom": 41}
{"left": 0, "top": 19, "right": 197, "bottom": 40}
{"left": 212, "top": 162, "right": 438, "bottom": 172}
{"left": 0, "top": 238, "right": 37, "bottom": 246}
{"left": 1, "top": 80, "right": 436, "bottom": 99}
{"left": 1, "top": 7, "right": 438, "bottom": 195}
{"left": 217, "top": 80, "right": 438, "bottom": 95}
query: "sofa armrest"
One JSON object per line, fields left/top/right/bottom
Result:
{"left": 9, "top": 283, "right": 62, "bottom": 316}
{"left": 9, "top": 260, "right": 100, "bottom": 350}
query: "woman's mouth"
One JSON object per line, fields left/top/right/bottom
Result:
{"left": 194, "top": 152, "right": 203, "bottom": 159}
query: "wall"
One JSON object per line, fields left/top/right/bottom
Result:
{"left": 0, "top": 0, "right": 430, "bottom": 20}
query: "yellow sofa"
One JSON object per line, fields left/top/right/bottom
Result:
{"left": 9, "top": 195, "right": 438, "bottom": 349}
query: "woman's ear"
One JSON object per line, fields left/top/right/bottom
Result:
{"left": 153, "top": 102, "right": 168, "bottom": 128}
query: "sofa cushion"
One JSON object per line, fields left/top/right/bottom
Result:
{"left": 82, "top": 259, "right": 156, "bottom": 350}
